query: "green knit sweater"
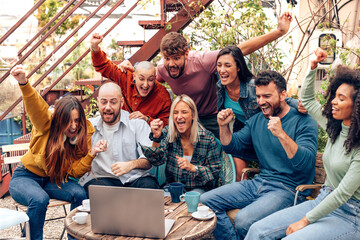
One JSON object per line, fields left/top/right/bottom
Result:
{"left": 301, "top": 69, "right": 360, "bottom": 223}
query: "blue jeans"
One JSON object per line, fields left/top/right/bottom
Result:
{"left": 245, "top": 186, "right": 360, "bottom": 240}
{"left": 83, "top": 176, "right": 159, "bottom": 197}
{"left": 200, "top": 176, "right": 297, "bottom": 240}
{"left": 9, "top": 167, "right": 87, "bottom": 240}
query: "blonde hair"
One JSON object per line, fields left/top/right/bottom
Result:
{"left": 168, "top": 94, "right": 201, "bottom": 143}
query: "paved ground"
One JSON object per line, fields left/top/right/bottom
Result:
{"left": 0, "top": 193, "right": 70, "bottom": 239}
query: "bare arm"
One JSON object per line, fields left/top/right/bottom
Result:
{"left": 237, "top": 11, "right": 292, "bottom": 55}
{"left": 111, "top": 158, "right": 151, "bottom": 177}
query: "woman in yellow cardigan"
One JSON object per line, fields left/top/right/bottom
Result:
{"left": 9, "top": 65, "right": 107, "bottom": 240}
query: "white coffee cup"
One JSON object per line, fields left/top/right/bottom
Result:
{"left": 72, "top": 212, "right": 88, "bottom": 224}
{"left": 197, "top": 206, "right": 210, "bottom": 217}
{"left": 82, "top": 199, "right": 90, "bottom": 211}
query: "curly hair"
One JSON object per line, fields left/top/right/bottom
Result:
{"left": 160, "top": 32, "right": 188, "bottom": 56}
{"left": 322, "top": 65, "right": 360, "bottom": 153}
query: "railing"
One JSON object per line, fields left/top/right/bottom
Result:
{"left": 0, "top": 0, "right": 213, "bottom": 121}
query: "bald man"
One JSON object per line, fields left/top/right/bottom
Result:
{"left": 79, "top": 82, "right": 159, "bottom": 194}
{"left": 90, "top": 33, "right": 171, "bottom": 125}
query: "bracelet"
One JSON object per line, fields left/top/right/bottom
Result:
{"left": 149, "top": 132, "right": 164, "bottom": 143}
{"left": 146, "top": 116, "right": 150, "bottom": 123}
{"left": 19, "top": 81, "right": 28, "bottom": 86}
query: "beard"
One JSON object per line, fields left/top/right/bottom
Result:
{"left": 272, "top": 104, "right": 283, "bottom": 117}
{"left": 101, "top": 110, "right": 121, "bottom": 125}
{"left": 166, "top": 64, "right": 185, "bottom": 79}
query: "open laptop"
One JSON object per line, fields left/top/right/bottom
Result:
{"left": 89, "top": 185, "right": 175, "bottom": 238}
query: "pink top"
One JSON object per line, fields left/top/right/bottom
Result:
{"left": 157, "top": 50, "right": 220, "bottom": 117}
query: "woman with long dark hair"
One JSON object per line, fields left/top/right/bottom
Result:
{"left": 9, "top": 65, "right": 106, "bottom": 240}
{"left": 245, "top": 47, "right": 360, "bottom": 239}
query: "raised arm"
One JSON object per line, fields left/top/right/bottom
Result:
{"left": 10, "top": 65, "right": 52, "bottom": 133}
{"left": 238, "top": 11, "right": 292, "bottom": 55}
{"left": 90, "top": 33, "right": 130, "bottom": 89}
{"left": 300, "top": 48, "right": 328, "bottom": 129}
{"left": 268, "top": 116, "right": 298, "bottom": 158}
{"left": 141, "top": 124, "right": 169, "bottom": 166}
{"left": 268, "top": 114, "right": 318, "bottom": 170}
{"left": 218, "top": 108, "right": 235, "bottom": 146}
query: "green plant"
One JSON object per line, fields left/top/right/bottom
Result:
{"left": 13, "top": 115, "right": 32, "bottom": 133}
{"left": 314, "top": 68, "right": 334, "bottom": 153}
{"left": 83, "top": 86, "right": 98, "bottom": 118}
{"left": 187, "top": 0, "right": 287, "bottom": 75}
{"left": 108, "top": 39, "right": 124, "bottom": 61}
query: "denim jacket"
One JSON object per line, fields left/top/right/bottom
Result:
{"left": 217, "top": 78, "right": 299, "bottom": 131}
{"left": 217, "top": 78, "right": 259, "bottom": 119}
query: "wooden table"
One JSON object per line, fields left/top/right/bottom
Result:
{"left": 64, "top": 196, "right": 216, "bottom": 240}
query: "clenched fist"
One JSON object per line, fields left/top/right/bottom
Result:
{"left": 90, "top": 33, "right": 104, "bottom": 53}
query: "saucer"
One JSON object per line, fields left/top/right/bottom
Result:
{"left": 77, "top": 206, "right": 90, "bottom": 212}
{"left": 192, "top": 211, "right": 215, "bottom": 220}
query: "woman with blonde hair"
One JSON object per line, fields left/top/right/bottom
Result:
{"left": 142, "top": 94, "right": 221, "bottom": 193}
{"left": 9, "top": 65, "right": 106, "bottom": 240}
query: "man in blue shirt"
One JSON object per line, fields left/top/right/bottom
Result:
{"left": 200, "top": 71, "right": 318, "bottom": 240}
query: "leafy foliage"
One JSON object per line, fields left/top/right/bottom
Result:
{"left": 187, "top": 0, "right": 287, "bottom": 74}
{"left": 108, "top": 39, "right": 124, "bottom": 61}
{"left": 315, "top": 68, "right": 333, "bottom": 153}
{"left": 14, "top": 115, "right": 32, "bottom": 133}
{"left": 34, "top": 0, "right": 83, "bottom": 37}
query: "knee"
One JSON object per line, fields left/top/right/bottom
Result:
{"left": 142, "top": 177, "right": 160, "bottom": 189}
{"left": 199, "top": 191, "right": 212, "bottom": 206}
{"left": 29, "top": 193, "right": 50, "bottom": 209}
{"left": 72, "top": 186, "right": 87, "bottom": 203}
{"left": 246, "top": 221, "right": 263, "bottom": 239}
{"left": 234, "top": 211, "right": 254, "bottom": 235}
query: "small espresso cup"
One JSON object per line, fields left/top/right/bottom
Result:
{"left": 197, "top": 206, "right": 210, "bottom": 218}
{"left": 82, "top": 199, "right": 90, "bottom": 211}
{"left": 180, "top": 191, "right": 200, "bottom": 213}
{"left": 72, "top": 212, "right": 88, "bottom": 224}
{"left": 166, "top": 182, "right": 185, "bottom": 203}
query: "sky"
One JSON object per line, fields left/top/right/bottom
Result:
{"left": 0, "top": 0, "right": 162, "bottom": 60}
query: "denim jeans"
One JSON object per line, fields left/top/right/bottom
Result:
{"left": 245, "top": 186, "right": 360, "bottom": 240}
{"left": 200, "top": 176, "right": 297, "bottom": 240}
{"left": 9, "top": 167, "right": 87, "bottom": 240}
{"left": 83, "top": 176, "right": 159, "bottom": 197}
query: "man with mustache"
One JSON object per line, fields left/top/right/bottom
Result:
{"left": 200, "top": 71, "right": 318, "bottom": 240}
{"left": 90, "top": 33, "right": 172, "bottom": 125}
{"left": 79, "top": 82, "right": 159, "bottom": 194}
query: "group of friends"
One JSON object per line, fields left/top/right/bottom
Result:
{"left": 7, "top": 10, "right": 360, "bottom": 240}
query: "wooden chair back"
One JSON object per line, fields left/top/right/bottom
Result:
{"left": 310, "top": 152, "right": 326, "bottom": 198}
